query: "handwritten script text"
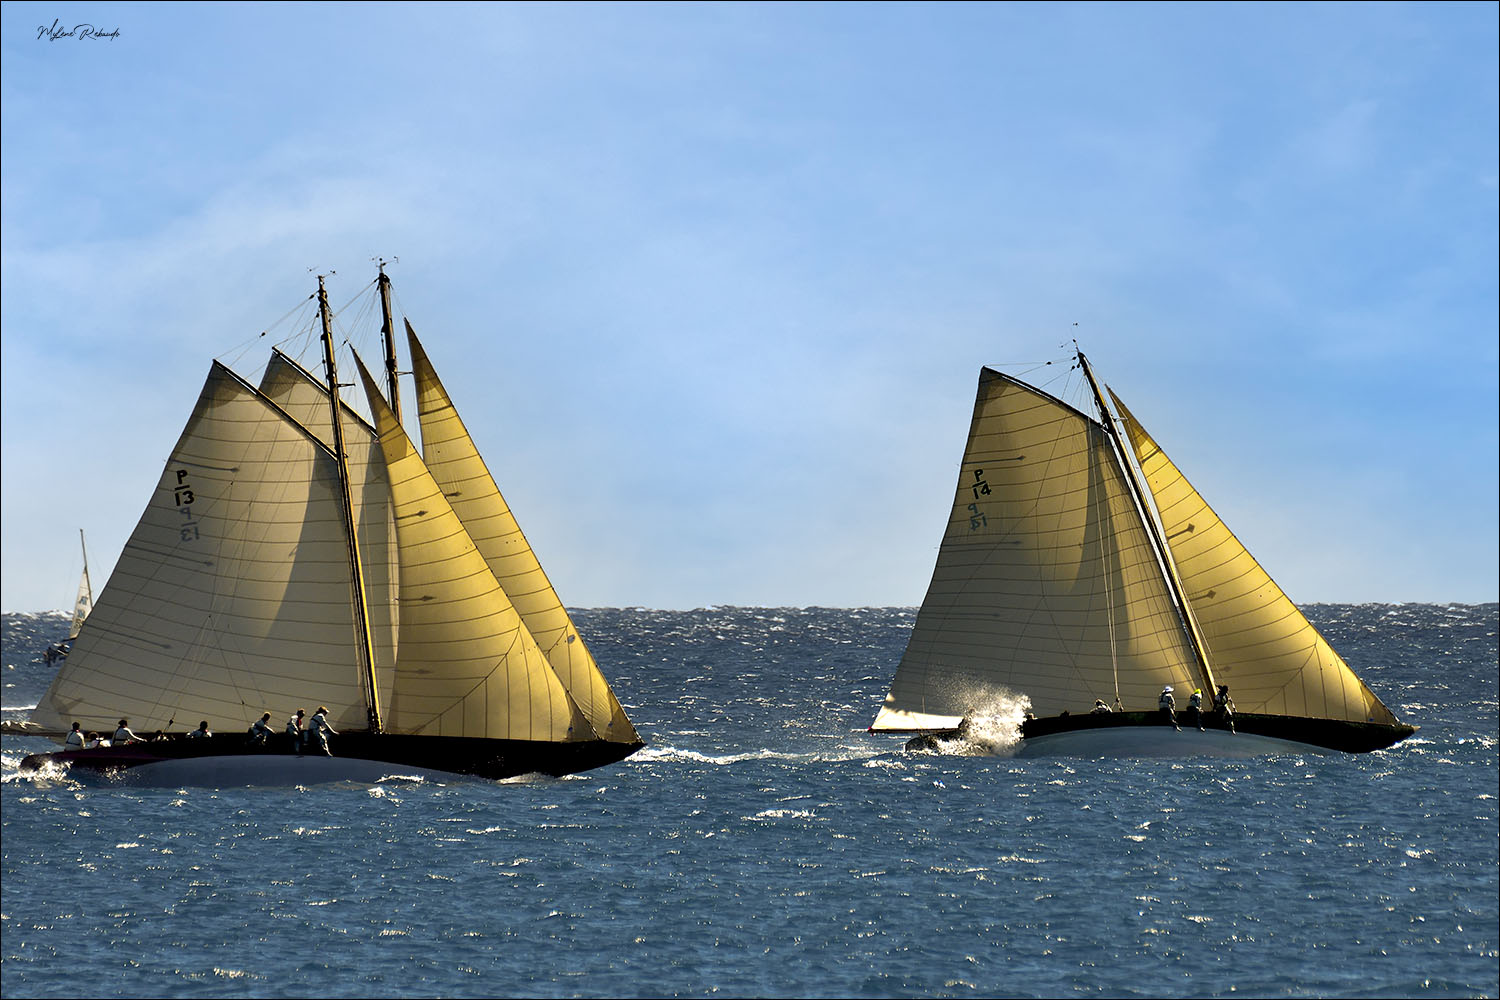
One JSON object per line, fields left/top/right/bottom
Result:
{"left": 37, "top": 19, "right": 120, "bottom": 41}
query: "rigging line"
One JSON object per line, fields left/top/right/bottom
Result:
{"left": 253, "top": 293, "right": 321, "bottom": 352}
{"left": 1004, "top": 356, "right": 1080, "bottom": 399}
{"left": 320, "top": 283, "right": 389, "bottom": 424}
{"left": 990, "top": 356, "right": 1073, "bottom": 379}
{"left": 219, "top": 292, "right": 318, "bottom": 373}
{"left": 387, "top": 284, "right": 408, "bottom": 333}
{"left": 330, "top": 276, "right": 379, "bottom": 320}
{"left": 334, "top": 281, "right": 383, "bottom": 353}
{"left": 269, "top": 297, "right": 327, "bottom": 371}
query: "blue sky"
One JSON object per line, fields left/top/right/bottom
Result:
{"left": 3, "top": 2, "right": 1496, "bottom": 611}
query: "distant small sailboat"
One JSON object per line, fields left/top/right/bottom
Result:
{"left": 68, "top": 529, "right": 94, "bottom": 641}
{"left": 871, "top": 350, "right": 1416, "bottom": 756}
{"left": 41, "top": 530, "right": 93, "bottom": 667}
{"left": 21, "top": 268, "right": 643, "bottom": 782}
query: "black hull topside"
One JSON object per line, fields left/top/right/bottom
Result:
{"left": 1018, "top": 710, "right": 1416, "bottom": 753}
{"left": 19, "top": 731, "right": 645, "bottom": 782}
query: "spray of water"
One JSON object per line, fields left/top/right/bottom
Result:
{"left": 905, "top": 684, "right": 1034, "bottom": 757}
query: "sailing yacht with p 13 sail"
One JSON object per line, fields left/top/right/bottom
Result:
{"left": 871, "top": 350, "right": 1415, "bottom": 756}
{"left": 20, "top": 268, "right": 643, "bottom": 783}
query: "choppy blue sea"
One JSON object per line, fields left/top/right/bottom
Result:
{"left": 3, "top": 604, "right": 1497, "bottom": 999}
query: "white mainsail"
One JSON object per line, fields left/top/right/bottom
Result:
{"left": 405, "top": 324, "right": 640, "bottom": 743}
{"left": 1107, "top": 390, "right": 1399, "bottom": 726}
{"left": 33, "top": 364, "right": 375, "bottom": 735}
{"left": 872, "top": 368, "right": 1203, "bottom": 730}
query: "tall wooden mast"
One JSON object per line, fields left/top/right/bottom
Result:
{"left": 376, "top": 259, "right": 403, "bottom": 428}
{"left": 1076, "top": 350, "right": 1217, "bottom": 698}
{"left": 317, "top": 275, "right": 383, "bottom": 733}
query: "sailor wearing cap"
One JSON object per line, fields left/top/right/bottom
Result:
{"left": 1158, "top": 686, "right": 1181, "bottom": 731}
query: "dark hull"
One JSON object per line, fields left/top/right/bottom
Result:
{"left": 1020, "top": 710, "right": 1416, "bottom": 753}
{"left": 19, "top": 731, "right": 644, "bottom": 782}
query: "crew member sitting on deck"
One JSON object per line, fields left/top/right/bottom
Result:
{"left": 113, "top": 719, "right": 143, "bottom": 744}
{"left": 1091, "top": 700, "right": 1112, "bottom": 714}
{"left": 1158, "top": 687, "right": 1181, "bottom": 732}
{"left": 187, "top": 720, "right": 212, "bottom": 739}
{"left": 65, "top": 722, "right": 85, "bottom": 747}
{"left": 84, "top": 731, "right": 103, "bottom": 749}
{"left": 249, "top": 713, "right": 274, "bottom": 746}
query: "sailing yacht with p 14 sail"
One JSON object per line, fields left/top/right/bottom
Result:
{"left": 870, "top": 350, "right": 1415, "bottom": 756}
{"left": 19, "top": 269, "right": 643, "bottom": 783}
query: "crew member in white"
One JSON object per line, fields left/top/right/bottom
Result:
{"left": 286, "top": 709, "right": 305, "bottom": 752}
{"left": 307, "top": 707, "right": 336, "bottom": 756}
{"left": 1158, "top": 687, "right": 1180, "bottom": 732}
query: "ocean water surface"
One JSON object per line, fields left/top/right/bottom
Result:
{"left": 3, "top": 604, "right": 1497, "bottom": 998}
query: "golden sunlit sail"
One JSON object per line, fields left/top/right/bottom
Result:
{"left": 873, "top": 352, "right": 1414, "bottom": 755}
{"left": 21, "top": 271, "right": 644, "bottom": 782}
{"left": 353, "top": 354, "right": 591, "bottom": 743}
{"left": 872, "top": 368, "right": 1202, "bottom": 730}
{"left": 406, "top": 325, "right": 640, "bottom": 744}
{"left": 1108, "top": 389, "right": 1398, "bottom": 727}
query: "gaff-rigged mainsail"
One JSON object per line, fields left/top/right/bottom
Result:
{"left": 871, "top": 367, "right": 1203, "bottom": 730}
{"left": 32, "top": 364, "right": 375, "bottom": 734}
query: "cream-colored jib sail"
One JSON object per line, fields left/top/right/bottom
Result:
{"left": 258, "top": 350, "right": 400, "bottom": 707}
{"left": 406, "top": 325, "right": 639, "bottom": 743}
{"left": 34, "top": 364, "right": 375, "bottom": 735}
{"left": 1107, "top": 390, "right": 1397, "bottom": 725}
{"left": 353, "top": 356, "right": 592, "bottom": 743}
{"left": 872, "top": 368, "right": 1202, "bottom": 730}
